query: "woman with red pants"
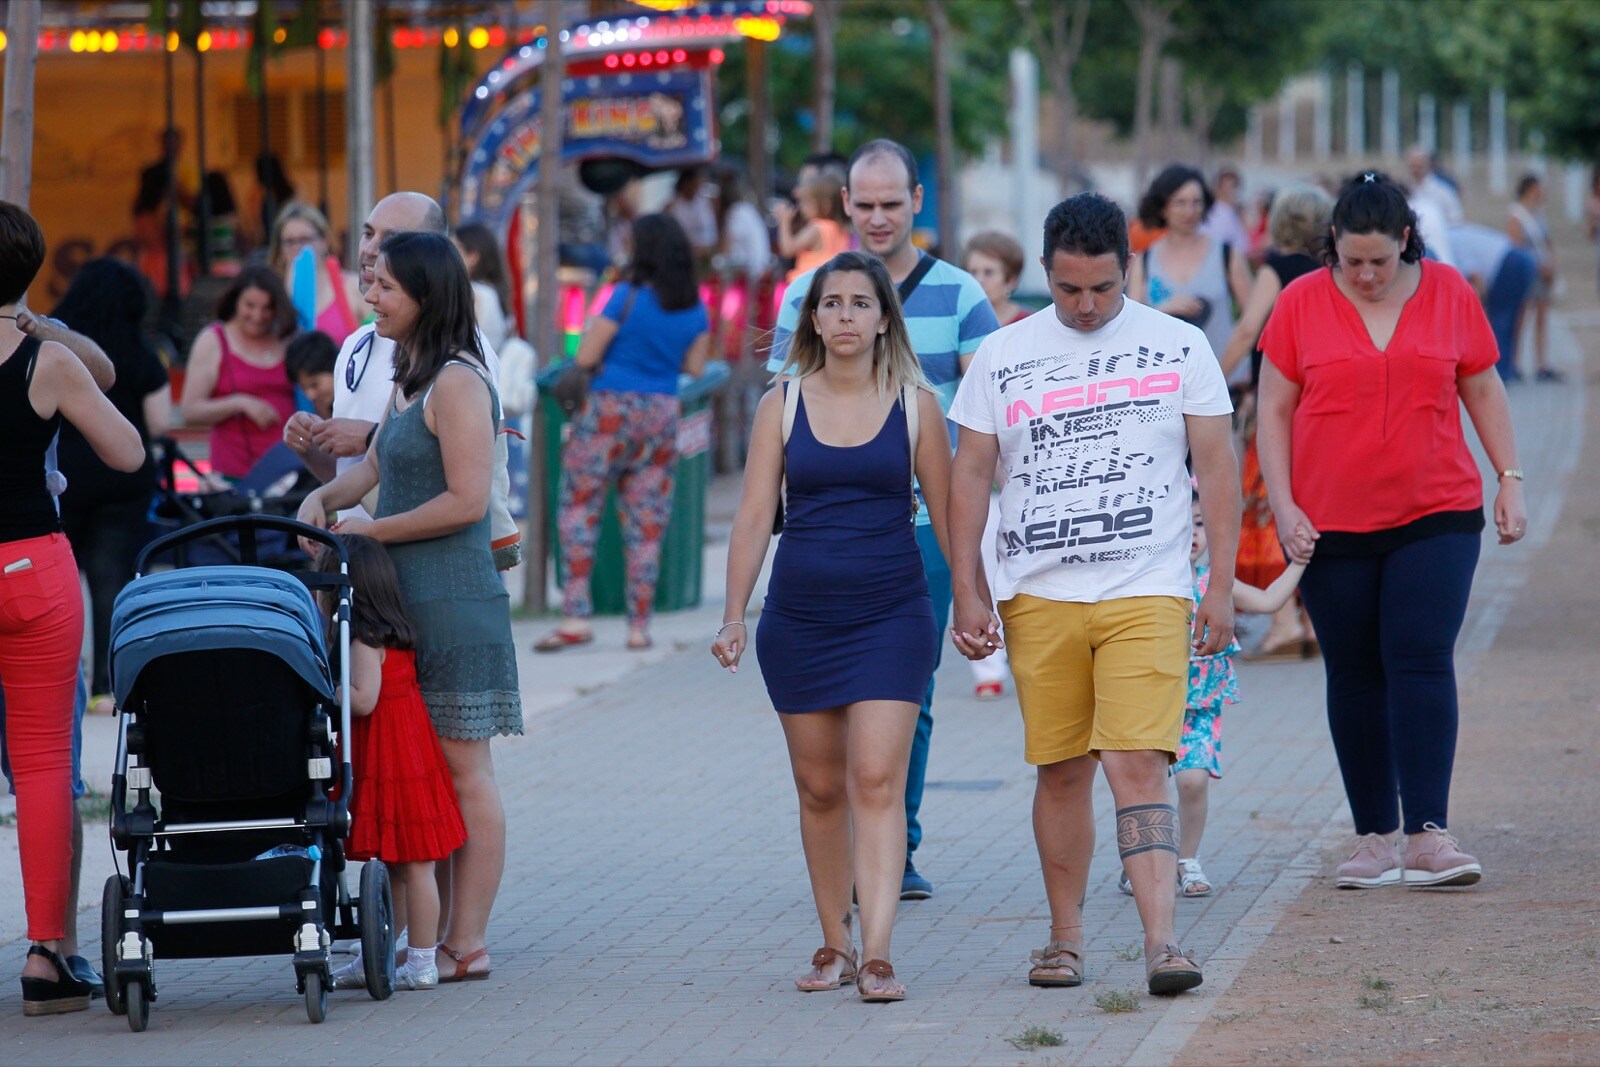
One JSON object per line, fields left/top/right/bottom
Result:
{"left": 0, "top": 202, "right": 144, "bottom": 1016}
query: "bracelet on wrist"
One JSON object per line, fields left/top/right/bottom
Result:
{"left": 714, "top": 621, "right": 747, "bottom": 638}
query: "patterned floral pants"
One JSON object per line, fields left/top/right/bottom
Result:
{"left": 557, "top": 390, "right": 678, "bottom": 625}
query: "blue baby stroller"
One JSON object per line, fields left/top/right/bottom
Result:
{"left": 103, "top": 515, "right": 394, "bottom": 1031}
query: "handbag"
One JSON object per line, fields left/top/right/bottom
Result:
{"left": 553, "top": 285, "right": 638, "bottom": 417}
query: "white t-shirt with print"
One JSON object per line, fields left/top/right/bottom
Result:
{"left": 948, "top": 299, "right": 1232, "bottom": 605}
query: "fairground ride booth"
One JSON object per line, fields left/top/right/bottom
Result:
{"left": 451, "top": 1, "right": 812, "bottom": 613}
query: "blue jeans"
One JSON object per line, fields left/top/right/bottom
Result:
{"left": 1487, "top": 248, "right": 1537, "bottom": 381}
{"left": 0, "top": 666, "right": 89, "bottom": 800}
{"left": 906, "top": 523, "right": 951, "bottom": 856}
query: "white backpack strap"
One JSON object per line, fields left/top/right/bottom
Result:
{"left": 904, "top": 384, "right": 921, "bottom": 520}
{"left": 779, "top": 376, "right": 802, "bottom": 520}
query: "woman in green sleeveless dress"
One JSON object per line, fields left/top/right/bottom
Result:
{"left": 298, "top": 230, "right": 519, "bottom": 981}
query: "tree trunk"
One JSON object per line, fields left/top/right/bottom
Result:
{"left": 1188, "top": 81, "right": 1222, "bottom": 166}
{"left": 811, "top": 0, "right": 837, "bottom": 154}
{"left": 927, "top": 0, "right": 957, "bottom": 254}
{"left": 747, "top": 40, "right": 772, "bottom": 199}
{"left": 0, "top": 1, "right": 39, "bottom": 208}
{"left": 1158, "top": 56, "right": 1182, "bottom": 163}
{"left": 525, "top": 0, "right": 566, "bottom": 612}
{"left": 1127, "top": 0, "right": 1178, "bottom": 192}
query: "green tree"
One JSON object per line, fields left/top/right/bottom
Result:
{"left": 715, "top": 0, "right": 1010, "bottom": 184}
{"left": 1515, "top": 0, "right": 1600, "bottom": 161}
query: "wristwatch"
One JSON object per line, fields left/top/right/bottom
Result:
{"left": 1497, "top": 469, "right": 1525, "bottom": 481}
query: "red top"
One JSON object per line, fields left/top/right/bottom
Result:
{"left": 1261, "top": 261, "right": 1498, "bottom": 534}
{"left": 206, "top": 323, "right": 297, "bottom": 479}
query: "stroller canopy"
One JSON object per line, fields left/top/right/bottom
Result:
{"left": 110, "top": 567, "right": 333, "bottom": 707}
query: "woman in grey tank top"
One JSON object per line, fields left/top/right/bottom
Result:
{"left": 1128, "top": 165, "right": 1254, "bottom": 386}
{"left": 298, "top": 230, "right": 519, "bottom": 981}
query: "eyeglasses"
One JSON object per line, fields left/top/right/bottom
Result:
{"left": 346, "top": 332, "right": 376, "bottom": 393}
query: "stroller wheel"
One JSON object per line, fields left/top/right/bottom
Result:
{"left": 125, "top": 982, "right": 150, "bottom": 1033}
{"left": 304, "top": 971, "right": 327, "bottom": 1024}
{"left": 101, "top": 875, "right": 130, "bottom": 1016}
{"left": 358, "top": 861, "right": 396, "bottom": 1001}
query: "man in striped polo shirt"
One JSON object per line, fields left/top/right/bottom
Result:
{"left": 769, "top": 138, "right": 1000, "bottom": 900}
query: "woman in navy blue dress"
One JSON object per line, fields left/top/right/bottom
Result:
{"left": 713, "top": 251, "right": 951, "bottom": 1003}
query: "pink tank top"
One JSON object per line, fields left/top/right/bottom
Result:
{"left": 206, "top": 323, "right": 297, "bottom": 478}
{"left": 313, "top": 256, "right": 360, "bottom": 344}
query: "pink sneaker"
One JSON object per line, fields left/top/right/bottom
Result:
{"left": 1335, "top": 832, "right": 1402, "bottom": 889}
{"left": 1403, "top": 823, "right": 1482, "bottom": 887}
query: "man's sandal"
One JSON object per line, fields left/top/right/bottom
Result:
{"left": 857, "top": 959, "right": 906, "bottom": 1003}
{"left": 1146, "top": 943, "right": 1203, "bottom": 995}
{"left": 1028, "top": 941, "right": 1084, "bottom": 987}
{"left": 436, "top": 943, "right": 491, "bottom": 983}
{"left": 795, "top": 946, "right": 857, "bottom": 992}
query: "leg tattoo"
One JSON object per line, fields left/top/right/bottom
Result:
{"left": 1117, "top": 803, "right": 1179, "bottom": 859}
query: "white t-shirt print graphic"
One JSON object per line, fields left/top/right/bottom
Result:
{"left": 949, "top": 300, "right": 1232, "bottom": 605}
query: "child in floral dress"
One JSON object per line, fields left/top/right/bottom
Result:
{"left": 1120, "top": 499, "right": 1307, "bottom": 898}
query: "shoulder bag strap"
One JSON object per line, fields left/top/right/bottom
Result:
{"left": 779, "top": 375, "right": 802, "bottom": 520}
{"left": 896, "top": 252, "right": 937, "bottom": 306}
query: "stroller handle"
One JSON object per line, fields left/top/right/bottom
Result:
{"left": 136, "top": 514, "right": 350, "bottom": 574}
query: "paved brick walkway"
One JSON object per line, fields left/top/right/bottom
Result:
{"left": 1, "top": 317, "right": 1577, "bottom": 1064}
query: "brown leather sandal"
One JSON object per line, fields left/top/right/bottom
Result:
{"left": 436, "top": 942, "right": 491, "bottom": 982}
{"left": 1028, "top": 941, "right": 1084, "bottom": 987}
{"left": 1146, "top": 942, "right": 1202, "bottom": 995}
{"left": 857, "top": 959, "right": 906, "bottom": 1003}
{"left": 795, "top": 946, "right": 857, "bottom": 992}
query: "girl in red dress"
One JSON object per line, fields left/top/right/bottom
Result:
{"left": 317, "top": 534, "right": 467, "bottom": 991}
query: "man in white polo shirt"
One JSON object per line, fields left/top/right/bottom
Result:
{"left": 285, "top": 192, "right": 507, "bottom": 533}
{"left": 947, "top": 193, "right": 1240, "bottom": 996}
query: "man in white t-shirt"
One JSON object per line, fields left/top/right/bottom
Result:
{"left": 947, "top": 193, "right": 1240, "bottom": 997}
{"left": 284, "top": 192, "right": 502, "bottom": 524}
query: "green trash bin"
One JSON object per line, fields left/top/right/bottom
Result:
{"left": 538, "top": 361, "right": 731, "bottom": 615}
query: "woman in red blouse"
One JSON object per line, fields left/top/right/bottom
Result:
{"left": 1257, "top": 172, "right": 1525, "bottom": 892}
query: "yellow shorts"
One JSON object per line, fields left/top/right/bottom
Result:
{"left": 999, "top": 593, "right": 1192, "bottom": 766}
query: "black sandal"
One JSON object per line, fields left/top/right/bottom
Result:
{"left": 20, "top": 945, "right": 92, "bottom": 1017}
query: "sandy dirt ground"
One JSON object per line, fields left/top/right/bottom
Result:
{"left": 1180, "top": 266, "right": 1600, "bottom": 1063}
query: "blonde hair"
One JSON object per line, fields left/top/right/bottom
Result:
{"left": 798, "top": 173, "right": 847, "bottom": 224}
{"left": 1268, "top": 184, "right": 1334, "bottom": 257}
{"left": 268, "top": 201, "right": 333, "bottom": 276}
{"left": 776, "top": 250, "right": 930, "bottom": 399}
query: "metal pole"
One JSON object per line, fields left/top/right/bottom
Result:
{"left": 1276, "top": 84, "right": 1295, "bottom": 162}
{"left": 345, "top": 2, "right": 376, "bottom": 269}
{"left": 195, "top": 47, "right": 211, "bottom": 275}
{"left": 1345, "top": 63, "right": 1364, "bottom": 158}
{"left": 525, "top": 0, "right": 566, "bottom": 613}
{"left": 164, "top": 31, "right": 182, "bottom": 314}
{"left": 0, "top": 0, "right": 40, "bottom": 207}
{"left": 1008, "top": 49, "right": 1039, "bottom": 294}
{"left": 1488, "top": 86, "right": 1508, "bottom": 195}
{"left": 1380, "top": 68, "right": 1400, "bottom": 160}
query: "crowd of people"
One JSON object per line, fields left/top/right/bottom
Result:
{"left": 0, "top": 122, "right": 1566, "bottom": 1016}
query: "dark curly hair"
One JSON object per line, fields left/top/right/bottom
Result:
{"left": 1137, "top": 165, "right": 1213, "bottom": 230}
{"left": 1326, "top": 171, "right": 1426, "bottom": 265}
{"left": 1042, "top": 193, "right": 1130, "bottom": 270}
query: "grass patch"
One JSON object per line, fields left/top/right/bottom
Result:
{"left": 1113, "top": 942, "right": 1142, "bottom": 962}
{"left": 1361, "top": 975, "right": 1394, "bottom": 991}
{"left": 1007, "top": 1025, "right": 1065, "bottom": 1052}
{"left": 1357, "top": 990, "right": 1396, "bottom": 1011}
{"left": 1093, "top": 989, "right": 1142, "bottom": 1014}
{"left": 1214, "top": 1010, "right": 1256, "bottom": 1024}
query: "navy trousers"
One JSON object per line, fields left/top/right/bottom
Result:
{"left": 1297, "top": 532, "right": 1480, "bottom": 835}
